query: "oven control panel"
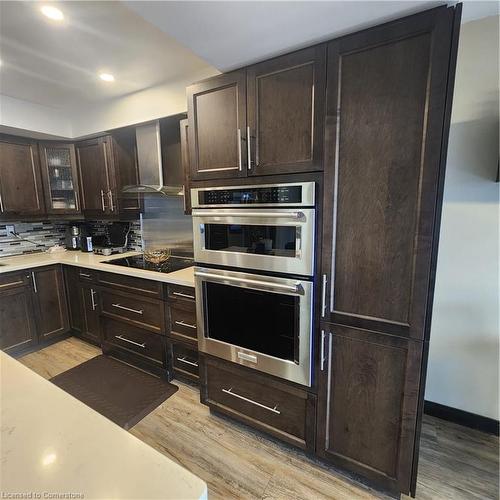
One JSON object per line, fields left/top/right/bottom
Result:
{"left": 192, "top": 182, "right": 315, "bottom": 207}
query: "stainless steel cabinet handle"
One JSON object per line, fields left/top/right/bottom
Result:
{"left": 172, "top": 291, "right": 195, "bottom": 300}
{"left": 321, "top": 274, "right": 327, "bottom": 318}
{"left": 100, "top": 189, "right": 106, "bottom": 211}
{"left": 0, "top": 192, "right": 4, "bottom": 213}
{"left": 90, "top": 288, "right": 97, "bottom": 311}
{"left": 194, "top": 271, "right": 303, "bottom": 295}
{"left": 175, "top": 320, "right": 196, "bottom": 329}
{"left": 246, "top": 126, "right": 252, "bottom": 170}
{"left": 176, "top": 356, "right": 198, "bottom": 368}
{"left": 115, "top": 335, "right": 145, "bottom": 348}
{"left": 31, "top": 271, "right": 37, "bottom": 293}
{"left": 237, "top": 128, "right": 242, "bottom": 171}
{"left": 79, "top": 272, "right": 91, "bottom": 278}
{"left": 0, "top": 280, "right": 23, "bottom": 288}
{"left": 222, "top": 387, "right": 280, "bottom": 415}
{"left": 320, "top": 330, "right": 326, "bottom": 371}
{"left": 193, "top": 211, "right": 305, "bottom": 219}
{"left": 112, "top": 303, "right": 143, "bottom": 315}
{"left": 108, "top": 190, "right": 115, "bottom": 212}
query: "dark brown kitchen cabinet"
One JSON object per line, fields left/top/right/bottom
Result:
{"left": 38, "top": 142, "right": 81, "bottom": 215}
{"left": 318, "top": 6, "right": 460, "bottom": 498}
{"left": 320, "top": 6, "right": 456, "bottom": 340}
{"left": 0, "top": 135, "right": 45, "bottom": 217}
{"left": 0, "top": 272, "right": 37, "bottom": 353}
{"left": 64, "top": 266, "right": 100, "bottom": 345}
{"left": 75, "top": 130, "right": 139, "bottom": 218}
{"left": 317, "top": 324, "right": 424, "bottom": 495}
{"left": 187, "top": 70, "right": 248, "bottom": 180}
{"left": 246, "top": 46, "right": 326, "bottom": 175}
{"left": 31, "top": 265, "right": 69, "bottom": 341}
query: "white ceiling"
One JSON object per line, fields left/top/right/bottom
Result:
{"left": 0, "top": 1, "right": 214, "bottom": 110}
{"left": 0, "top": 0, "right": 497, "bottom": 134}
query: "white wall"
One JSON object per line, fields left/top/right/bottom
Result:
{"left": 0, "top": 94, "right": 72, "bottom": 137}
{"left": 425, "top": 15, "right": 499, "bottom": 419}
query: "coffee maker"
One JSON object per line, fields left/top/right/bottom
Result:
{"left": 65, "top": 225, "right": 80, "bottom": 250}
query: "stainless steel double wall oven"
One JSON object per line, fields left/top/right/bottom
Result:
{"left": 192, "top": 182, "right": 316, "bottom": 386}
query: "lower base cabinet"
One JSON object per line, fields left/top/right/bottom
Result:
{"left": 168, "top": 340, "right": 199, "bottom": 382}
{"left": 316, "top": 324, "right": 424, "bottom": 496}
{"left": 200, "top": 355, "right": 316, "bottom": 452}
{"left": 0, "top": 272, "right": 37, "bottom": 353}
{"left": 0, "top": 266, "right": 69, "bottom": 355}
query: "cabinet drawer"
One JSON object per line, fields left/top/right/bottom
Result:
{"left": 0, "top": 271, "right": 30, "bottom": 291}
{"left": 171, "top": 342, "right": 199, "bottom": 381}
{"left": 101, "top": 317, "right": 165, "bottom": 364}
{"left": 101, "top": 289, "right": 163, "bottom": 333}
{"left": 167, "top": 284, "right": 195, "bottom": 302}
{"left": 169, "top": 306, "right": 197, "bottom": 343}
{"left": 99, "top": 271, "right": 163, "bottom": 298}
{"left": 76, "top": 268, "right": 98, "bottom": 282}
{"left": 204, "top": 359, "right": 315, "bottom": 450}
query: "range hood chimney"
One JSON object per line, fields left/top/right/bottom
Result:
{"left": 122, "top": 120, "right": 184, "bottom": 196}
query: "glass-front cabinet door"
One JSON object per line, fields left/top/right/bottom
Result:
{"left": 39, "top": 142, "right": 80, "bottom": 214}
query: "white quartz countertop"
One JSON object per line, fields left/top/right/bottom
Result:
{"left": 0, "top": 250, "right": 195, "bottom": 287}
{"left": 0, "top": 352, "right": 207, "bottom": 499}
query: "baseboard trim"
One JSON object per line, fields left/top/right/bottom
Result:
{"left": 424, "top": 400, "right": 499, "bottom": 436}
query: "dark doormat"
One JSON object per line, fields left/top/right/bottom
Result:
{"left": 50, "top": 355, "right": 178, "bottom": 430}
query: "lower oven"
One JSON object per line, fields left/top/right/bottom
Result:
{"left": 194, "top": 267, "right": 313, "bottom": 387}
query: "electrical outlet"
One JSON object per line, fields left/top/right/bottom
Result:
{"left": 6, "top": 225, "right": 15, "bottom": 237}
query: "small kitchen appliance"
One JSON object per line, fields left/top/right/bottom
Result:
{"left": 65, "top": 225, "right": 80, "bottom": 251}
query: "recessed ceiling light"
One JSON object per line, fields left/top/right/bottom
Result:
{"left": 99, "top": 73, "right": 115, "bottom": 82}
{"left": 40, "top": 6, "right": 64, "bottom": 21}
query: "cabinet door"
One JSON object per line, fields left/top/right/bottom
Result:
{"left": 39, "top": 142, "right": 81, "bottom": 215}
{"left": 247, "top": 45, "right": 326, "bottom": 175}
{"left": 187, "top": 70, "right": 247, "bottom": 180}
{"left": 80, "top": 283, "right": 101, "bottom": 344}
{"left": 75, "top": 137, "right": 112, "bottom": 217}
{"left": 32, "top": 266, "right": 69, "bottom": 341}
{"left": 179, "top": 118, "right": 191, "bottom": 214}
{"left": 0, "top": 277, "right": 37, "bottom": 353}
{"left": 316, "top": 324, "right": 423, "bottom": 496}
{"left": 64, "top": 266, "right": 84, "bottom": 334}
{"left": 0, "top": 136, "right": 45, "bottom": 216}
{"left": 321, "top": 7, "right": 455, "bottom": 340}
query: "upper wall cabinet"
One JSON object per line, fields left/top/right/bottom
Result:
{"left": 247, "top": 45, "right": 326, "bottom": 176}
{"left": 187, "top": 71, "right": 247, "bottom": 180}
{"left": 75, "top": 130, "right": 140, "bottom": 218}
{"left": 38, "top": 142, "right": 81, "bottom": 215}
{"left": 187, "top": 46, "right": 326, "bottom": 181}
{"left": 0, "top": 135, "right": 45, "bottom": 217}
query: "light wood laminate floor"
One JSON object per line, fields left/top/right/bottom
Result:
{"left": 19, "top": 338, "right": 499, "bottom": 500}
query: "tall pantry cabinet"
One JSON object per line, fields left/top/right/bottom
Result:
{"left": 317, "top": 6, "right": 461, "bottom": 496}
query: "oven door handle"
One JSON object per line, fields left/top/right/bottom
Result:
{"left": 192, "top": 211, "right": 305, "bottom": 220}
{"left": 194, "top": 271, "right": 304, "bottom": 294}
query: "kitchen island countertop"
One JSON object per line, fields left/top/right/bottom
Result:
{"left": 0, "top": 250, "right": 195, "bottom": 287}
{"left": 0, "top": 351, "right": 207, "bottom": 499}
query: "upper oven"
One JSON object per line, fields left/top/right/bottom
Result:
{"left": 191, "top": 182, "right": 316, "bottom": 277}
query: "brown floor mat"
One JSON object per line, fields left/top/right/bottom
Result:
{"left": 50, "top": 355, "right": 178, "bottom": 429}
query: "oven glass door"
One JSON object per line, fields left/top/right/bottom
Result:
{"left": 193, "top": 208, "right": 315, "bottom": 276}
{"left": 195, "top": 268, "right": 313, "bottom": 386}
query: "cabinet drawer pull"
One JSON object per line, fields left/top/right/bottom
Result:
{"left": 100, "top": 189, "right": 106, "bottom": 212}
{"left": 90, "top": 288, "right": 97, "bottom": 311}
{"left": 321, "top": 274, "right": 327, "bottom": 318}
{"left": 115, "top": 335, "right": 145, "bottom": 348}
{"left": 237, "top": 128, "right": 242, "bottom": 171}
{"left": 175, "top": 320, "right": 196, "bottom": 329}
{"left": 0, "top": 280, "right": 23, "bottom": 288}
{"left": 31, "top": 271, "right": 37, "bottom": 293}
{"left": 172, "top": 291, "right": 195, "bottom": 300}
{"left": 79, "top": 272, "right": 91, "bottom": 278}
{"left": 247, "top": 126, "right": 252, "bottom": 170}
{"left": 112, "top": 303, "right": 143, "bottom": 315}
{"left": 221, "top": 387, "right": 280, "bottom": 415}
{"left": 176, "top": 356, "right": 198, "bottom": 368}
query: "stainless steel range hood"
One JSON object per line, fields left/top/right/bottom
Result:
{"left": 122, "top": 120, "right": 184, "bottom": 196}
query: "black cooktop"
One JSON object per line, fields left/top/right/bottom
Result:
{"left": 103, "top": 255, "right": 194, "bottom": 274}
